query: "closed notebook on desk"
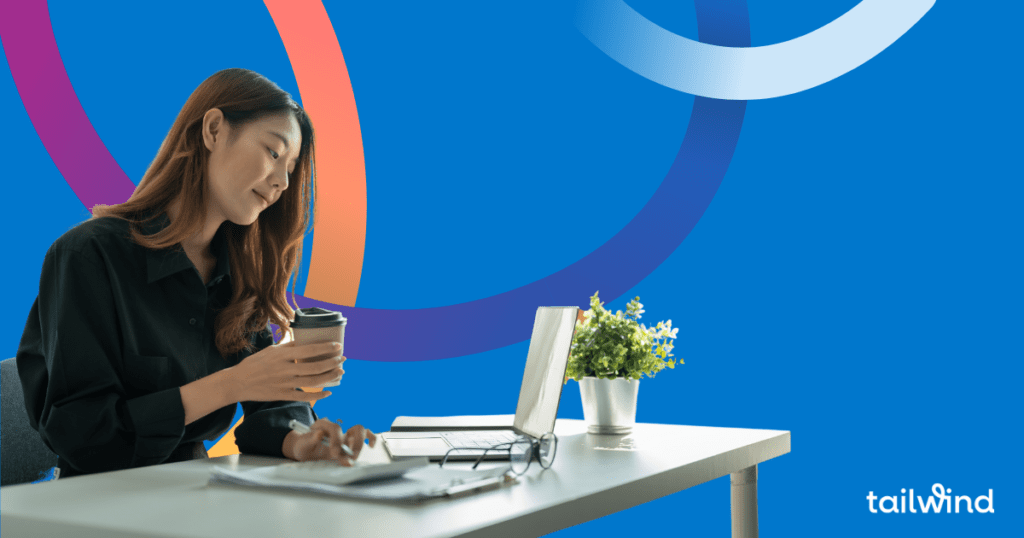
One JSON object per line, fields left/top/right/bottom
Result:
{"left": 381, "top": 306, "right": 578, "bottom": 461}
{"left": 208, "top": 465, "right": 511, "bottom": 503}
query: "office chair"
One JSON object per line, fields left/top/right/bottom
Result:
{"left": 1, "top": 357, "right": 58, "bottom": 486}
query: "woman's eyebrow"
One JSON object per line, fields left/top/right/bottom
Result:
{"left": 268, "top": 131, "right": 291, "bottom": 150}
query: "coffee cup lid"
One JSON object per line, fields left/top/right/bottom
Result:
{"left": 292, "top": 307, "right": 346, "bottom": 329}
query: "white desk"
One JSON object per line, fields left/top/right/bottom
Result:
{"left": 0, "top": 420, "right": 790, "bottom": 538}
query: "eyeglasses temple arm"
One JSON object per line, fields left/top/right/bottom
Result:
{"left": 471, "top": 448, "right": 492, "bottom": 470}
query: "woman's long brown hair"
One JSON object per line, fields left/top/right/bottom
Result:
{"left": 90, "top": 68, "right": 316, "bottom": 357}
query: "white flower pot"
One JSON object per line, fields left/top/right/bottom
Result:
{"left": 579, "top": 377, "right": 639, "bottom": 434}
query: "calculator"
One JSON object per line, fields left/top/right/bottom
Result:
{"left": 271, "top": 457, "right": 430, "bottom": 486}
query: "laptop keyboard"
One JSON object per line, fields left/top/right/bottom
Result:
{"left": 441, "top": 430, "right": 519, "bottom": 449}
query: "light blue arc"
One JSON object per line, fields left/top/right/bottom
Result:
{"left": 576, "top": 0, "right": 935, "bottom": 100}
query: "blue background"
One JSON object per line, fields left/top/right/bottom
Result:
{"left": 2, "top": 1, "right": 1019, "bottom": 536}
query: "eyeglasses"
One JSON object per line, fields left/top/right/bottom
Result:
{"left": 439, "top": 432, "right": 558, "bottom": 476}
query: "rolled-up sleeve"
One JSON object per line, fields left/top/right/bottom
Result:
{"left": 233, "top": 324, "right": 318, "bottom": 458}
{"left": 16, "top": 245, "right": 185, "bottom": 474}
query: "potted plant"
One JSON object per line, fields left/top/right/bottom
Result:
{"left": 565, "top": 291, "right": 681, "bottom": 434}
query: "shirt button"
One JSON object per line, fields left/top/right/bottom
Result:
{"left": 189, "top": 318, "right": 197, "bottom": 325}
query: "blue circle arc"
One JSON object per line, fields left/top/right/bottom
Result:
{"left": 291, "top": 0, "right": 751, "bottom": 362}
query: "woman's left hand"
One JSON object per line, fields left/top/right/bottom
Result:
{"left": 289, "top": 418, "right": 377, "bottom": 466}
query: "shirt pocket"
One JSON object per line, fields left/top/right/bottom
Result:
{"left": 123, "top": 351, "right": 179, "bottom": 394}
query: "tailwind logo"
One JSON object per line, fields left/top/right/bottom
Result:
{"left": 867, "top": 483, "right": 994, "bottom": 514}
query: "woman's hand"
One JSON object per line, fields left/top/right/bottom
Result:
{"left": 287, "top": 419, "right": 378, "bottom": 465}
{"left": 226, "top": 341, "right": 345, "bottom": 403}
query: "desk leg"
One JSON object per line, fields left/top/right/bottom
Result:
{"left": 730, "top": 465, "right": 758, "bottom": 538}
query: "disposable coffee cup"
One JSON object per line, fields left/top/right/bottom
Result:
{"left": 291, "top": 307, "right": 347, "bottom": 387}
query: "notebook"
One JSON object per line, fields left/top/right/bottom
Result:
{"left": 381, "top": 306, "right": 579, "bottom": 461}
{"left": 208, "top": 463, "right": 512, "bottom": 503}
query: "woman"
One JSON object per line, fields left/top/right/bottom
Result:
{"left": 15, "top": 68, "right": 374, "bottom": 479}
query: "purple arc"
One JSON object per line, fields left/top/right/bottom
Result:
{"left": 0, "top": 1, "right": 137, "bottom": 209}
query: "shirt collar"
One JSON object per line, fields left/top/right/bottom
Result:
{"left": 143, "top": 212, "right": 232, "bottom": 286}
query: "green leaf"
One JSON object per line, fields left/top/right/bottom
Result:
{"left": 568, "top": 291, "right": 685, "bottom": 381}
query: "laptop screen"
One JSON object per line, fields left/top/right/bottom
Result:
{"left": 513, "top": 306, "right": 579, "bottom": 439}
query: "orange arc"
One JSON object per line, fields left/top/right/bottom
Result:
{"left": 210, "top": 0, "right": 366, "bottom": 458}
{"left": 265, "top": 0, "right": 367, "bottom": 307}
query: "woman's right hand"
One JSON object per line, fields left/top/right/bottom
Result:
{"left": 227, "top": 341, "right": 344, "bottom": 403}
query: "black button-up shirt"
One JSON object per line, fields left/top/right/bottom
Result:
{"left": 16, "top": 211, "right": 317, "bottom": 477}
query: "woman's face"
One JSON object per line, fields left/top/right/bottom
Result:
{"left": 202, "top": 109, "right": 302, "bottom": 226}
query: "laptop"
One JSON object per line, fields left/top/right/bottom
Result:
{"left": 381, "top": 306, "right": 579, "bottom": 461}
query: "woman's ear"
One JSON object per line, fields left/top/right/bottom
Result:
{"left": 202, "top": 108, "right": 227, "bottom": 152}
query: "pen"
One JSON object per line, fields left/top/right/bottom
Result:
{"left": 288, "top": 419, "right": 356, "bottom": 457}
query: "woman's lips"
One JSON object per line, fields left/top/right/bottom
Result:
{"left": 253, "top": 190, "right": 269, "bottom": 206}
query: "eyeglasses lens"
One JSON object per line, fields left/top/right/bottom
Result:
{"left": 510, "top": 440, "right": 532, "bottom": 475}
{"left": 539, "top": 433, "right": 557, "bottom": 468}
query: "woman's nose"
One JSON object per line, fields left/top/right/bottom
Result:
{"left": 272, "top": 168, "right": 289, "bottom": 191}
